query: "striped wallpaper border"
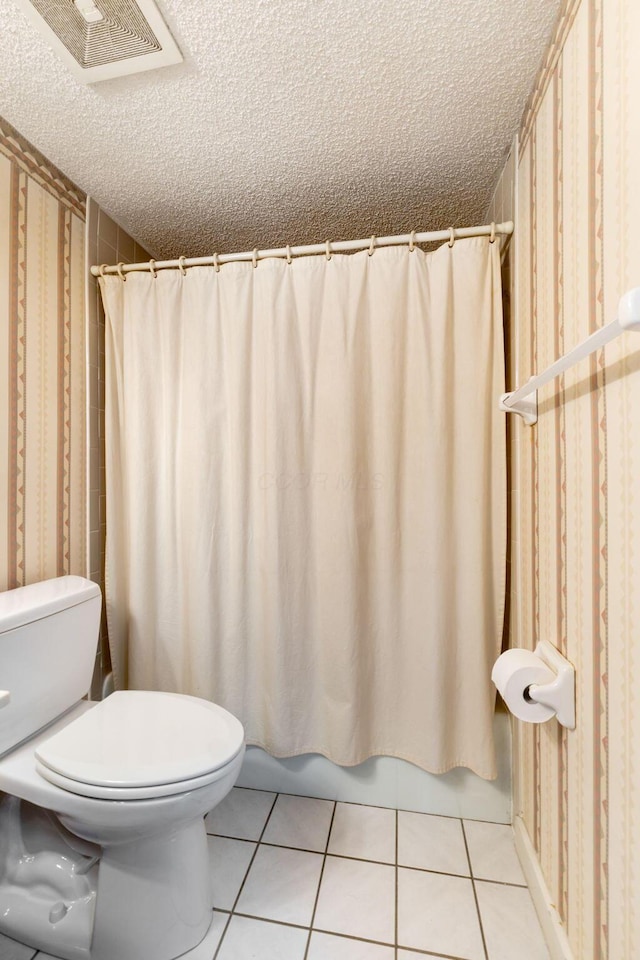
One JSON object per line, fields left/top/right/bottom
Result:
{"left": 7, "top": 163, "right": 28, "bottom": 587}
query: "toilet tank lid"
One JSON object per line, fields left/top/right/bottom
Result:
{"left": 0, "top": 577, "right": 101, "bottom": 635}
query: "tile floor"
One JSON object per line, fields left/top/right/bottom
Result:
{"left": 2, "top": 787, "right": 550, "bottom": 960}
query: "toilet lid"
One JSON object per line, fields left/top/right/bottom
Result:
{"left": 35, "top": 690, "right": 245, "bottom": 789}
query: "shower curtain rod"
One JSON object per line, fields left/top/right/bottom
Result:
{"left": 90, "top": 220, "right": 514, "bottom": 277}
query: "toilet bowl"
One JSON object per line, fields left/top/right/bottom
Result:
{"left": 0, "top": 577, "right": 245, "bottom": 960}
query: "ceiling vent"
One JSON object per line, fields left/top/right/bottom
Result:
{"left": 16, "top": 0, "right": 182, "bottom": 83}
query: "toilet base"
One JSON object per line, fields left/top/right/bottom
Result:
{"left": 0, "top": 801, "right": 213, "bottom": 960}
{"left": 89, "top": 816, "right": 212, "bottom": 960}
{"left": 0, "top": 795, "right": 98, "bottom": 959}
{"left": 0, "top": 709, "right": 244, "bottom": 960}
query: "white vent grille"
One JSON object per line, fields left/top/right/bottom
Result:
{"left": 16, "top": 0, "right": 182, "bottom": 82}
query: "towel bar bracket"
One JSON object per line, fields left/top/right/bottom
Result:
{"left": 499, "top": 390, "right": 538, "bottom": 426}
{"left": 499, "top": 287, "right": 640, "bottom": 427}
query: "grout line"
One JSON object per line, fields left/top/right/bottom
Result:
{"left": 226, "top": 912, "right": 462, "bottom": 958}
{"left": 395, "top": 807, "right": 399, "bottom": 959}
{"left": 461, "top": 819, "right": 489, "bottom": 960}
{"left": 231, "top": 785, "right": 278, "bottom": 795}
{"left": 395, "top": 947, "right": 477, "bottom": 960}
{"left": 210, "top": 910, "right": 233, "bottom": 960}
{"left": 212, "top": 790, "right": 279, "bottom": 960}
{"left": 302, "top": 800, "right": 337, "bottom": 959}
{"left": 470, "top": 875, "right": 528, "bottom": 889}
{"left": 394, "top": 946, "right": 477, "bottom": 960}
{"left": 205, "top": 832, "right": 526, "bottom": 888}
{"left": 233, "top": 911, "right": 312, "bottom": 931}
{"left": 259, "top": 840, "right": 394, "bottom": 864}
{"left": 228, "top": 912, "right": 397, "bottom": 950}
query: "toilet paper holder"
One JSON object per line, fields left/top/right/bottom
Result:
{"left": 524, "top": 641, "right": 575, "bottom": 729}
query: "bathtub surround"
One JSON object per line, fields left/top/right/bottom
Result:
{"left": 491, "top": 0, "right": 640, "bottom": 956}
{"left": 0, "top": 116, "right": 86, "bottom": 592}
{"left": 100, "top": 238, "right": 506, "bottom": 778}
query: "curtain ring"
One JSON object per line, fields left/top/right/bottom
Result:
{"left": 116, "top": 262, "right": 127, "bottom": 281}
{"left": 325, "top": 240, "right": 332, "bottom": 261}
{"left": 409, "top": 230, "right": 416, "bottom": 253}
{"left": 178, "top": 255, "right": 187, "bottom": 276}
{"left": 368, "top": 235, "right": 376, "bottom": 257}
{"left": 489, "top": 222, "right": 496, "bottom": 243}
{"left": 149, "top": 259, "right": 158, "bottom": 278}
{"left": 99, "top": 264, "right": 108, "bottom": 278}
{"left": 213, "top": 252, "right": 220, "bottom": 273}
{"left": 286, "top": 245, "right": 292, "bottom": 265}
{"left": 448, "top": 227, "right": 455, "bottom": 248}
{"left": 252, "top": 248, "right": 258, "bottom": 269}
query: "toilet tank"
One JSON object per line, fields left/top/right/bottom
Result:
{"left": 0, "top": 576, "right": 102, "bottom": 757}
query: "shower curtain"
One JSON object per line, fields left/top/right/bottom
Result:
{"left": 100, "top": 238, "right": 506, "bottom": 779}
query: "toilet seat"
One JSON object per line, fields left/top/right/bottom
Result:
{"left": 35, "top": 690, "right": 244, "bottom": 801}
{"left": 34, "top": 753, "right": 241, "bottom": 800}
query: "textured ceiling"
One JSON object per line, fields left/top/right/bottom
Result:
{"left": 0, "top": 0, "right": 562, "bottom": 259}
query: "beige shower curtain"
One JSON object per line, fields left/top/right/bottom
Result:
{"left": 100, "top": 238, "right": 506, "bottom": 779}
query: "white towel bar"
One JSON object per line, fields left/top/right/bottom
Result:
{"left": 500, "top": 287, "right": 640, "bottom": 425}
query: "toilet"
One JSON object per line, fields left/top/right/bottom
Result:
{"left": 0, "top": 576, "right": 245, "bottom": 960}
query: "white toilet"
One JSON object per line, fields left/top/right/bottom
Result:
{"left": 0, "top": 576, "right": 245, "bottom": 960}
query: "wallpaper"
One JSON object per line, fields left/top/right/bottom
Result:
{"left": 0, "top": 116, "right": 87, "bottom": 592}
{"left": 506, "top": 0, "right": 640, "bottom": 956}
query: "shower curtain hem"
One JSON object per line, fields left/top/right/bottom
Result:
{"left": 244, "top": 738, "right": 498, "bottom": 781}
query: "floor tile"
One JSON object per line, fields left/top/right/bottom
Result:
{"left": 308, "top": 931, "right": 394, "bottom": 959}
{"left": 205, "top": 787, "right": 275, "bottom": 841}
{"left": 262, "top": 793, "right": 335, "bottom": 852}
{"left": 397, "top": 953, "right": 450, "bottom": 959}
{"left": 207, "top": 835, "right": 256, "bottom": 910}
{"left": 476, "top": 880, "right": 550, "bottom": 959}
{"left": 314, "top": 855, "right": 395, "bottom": 944}
{"left": 398, "top": 811, "right": 469, "bottom": 875}
{"left": 327, "top": 802, "right": 396, "bottom": 863}
{"left": 0, "top": 933, "right": 37, "bottom": 960}
{"left": 397, "top": 867, "right": 485, "bottom": 959}
{"left": 307, "top": 930, "right": 395, "bottom": 960}
{"left": 216, "top": 915, "right": 307, "bottom": 960}
{"left": 235, "top": 843, "right": 323, "bottom": 926}
{"left": 463, "top": 820, "right": 526, "bottom": 885}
